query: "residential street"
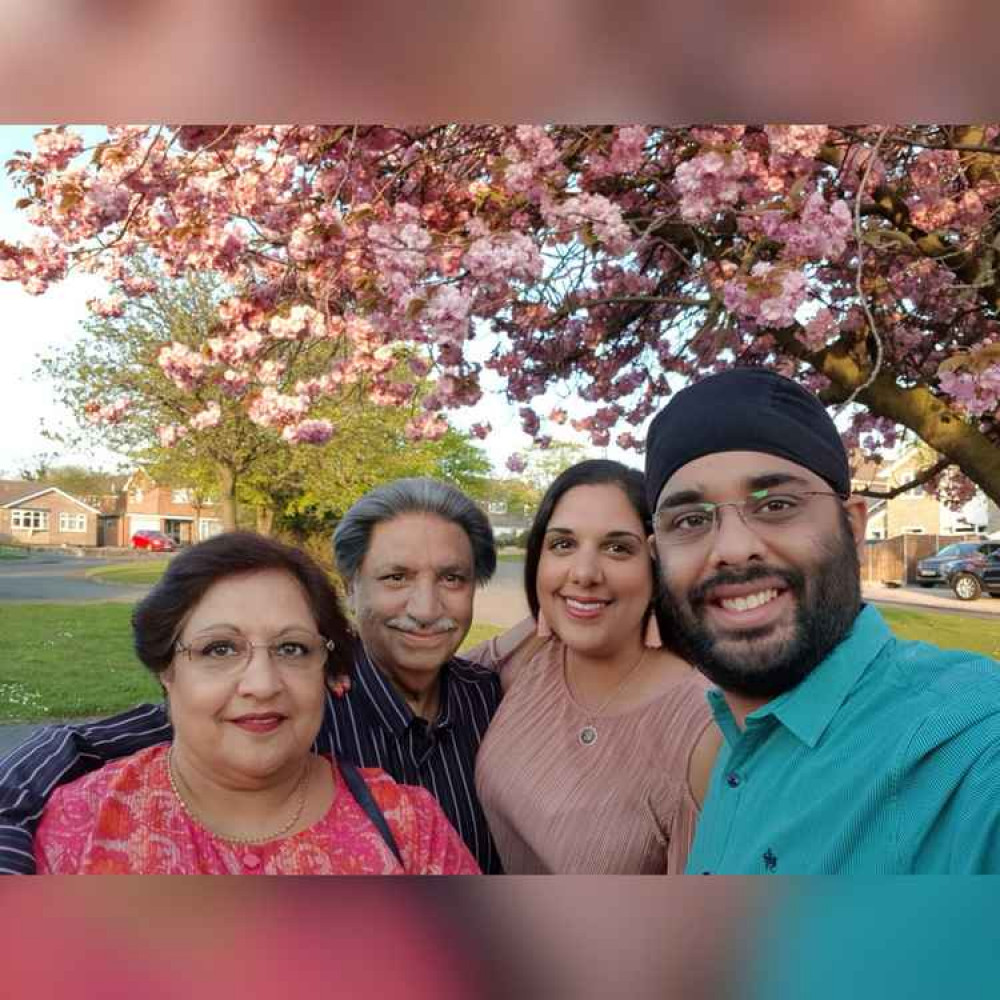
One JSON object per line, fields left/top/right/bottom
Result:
{"left": 0, "top": 552, "right": 149, "bottom": 603}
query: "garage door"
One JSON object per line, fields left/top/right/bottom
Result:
{"left": 128, "top": 515, "right": 161, "bottom": 532}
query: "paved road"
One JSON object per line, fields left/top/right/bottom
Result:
{"left": 0, "top": 552, "right": 152, "bottom": 603}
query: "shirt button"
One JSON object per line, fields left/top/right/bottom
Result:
{"left": 241, "top": 852, "right": 262, "bottom": 870}
{"left": 726, "top": 772, "right": 741, "bottom": 788}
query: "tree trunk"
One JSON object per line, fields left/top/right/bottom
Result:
{"left": 814, "top": 349, "right": 1000, "bottom": 505}
{"left": 255, "top": 506, "right": 275, "bottom": 536}
{"left": 217, "top": 464, "right": 238, "bottom": 531}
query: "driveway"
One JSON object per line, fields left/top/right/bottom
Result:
{"left": 0, "top": 552, "right": 152, "bottom": 603}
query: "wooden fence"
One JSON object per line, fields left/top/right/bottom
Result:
{"left": 861, "top": 533, "right": 984, "bottom": 586}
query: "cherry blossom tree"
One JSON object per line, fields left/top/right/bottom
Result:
{"left": 4, "top": 124, "right": 1000, "bottom": 503}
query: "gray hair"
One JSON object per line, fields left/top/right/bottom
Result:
{"left": 333, "top": 478, "right": 497, "bottom": 585}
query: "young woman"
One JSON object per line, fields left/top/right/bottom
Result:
{"left": 468, "top": 460, "right": 719, "bottom": 873}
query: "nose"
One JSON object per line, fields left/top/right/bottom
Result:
{"left": 706, "top": 503, "right": 767, "bottom": 568}
{"left": 568, "top": 545, "right": 603, "bottom": 586}
{"left": 236, "top": 644, "right": 283, "bottom": 699}
{"left": 406, "top": 577, "right": 443, "bottom": 625}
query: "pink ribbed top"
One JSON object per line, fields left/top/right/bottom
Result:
{"left": 471, "top": 636, "right": 712, "bottom": 874}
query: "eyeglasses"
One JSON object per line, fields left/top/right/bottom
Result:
{"left": 654, "top": 489, "right": 847, "bottom": 546}
{"left": 174, "top": 632, "right": 335, "bottom": 675}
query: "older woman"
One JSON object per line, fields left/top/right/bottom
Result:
{"left": 468, "top": 460, "right": 720, "bottom": 874}
{"left": 34, "top": 533, "right": 478, "bottom": 875}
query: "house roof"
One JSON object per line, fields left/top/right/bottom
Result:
{"left": 0, "top": 482, "right": 101, "bottom": 514}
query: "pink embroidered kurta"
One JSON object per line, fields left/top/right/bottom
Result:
{"left": 35, "top": 746, "right": 479, "bottom": 875}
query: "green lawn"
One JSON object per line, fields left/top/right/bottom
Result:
{"left": 0, "top": 546, "right": 27, "bottom": 560}
{"left": 86, "top": 559, "right": 172, "bottom": 585}
{"left": 0, "top": 603, "right": 507, "bottom": 723}
{"left": 0, "top": 602, "right": 995, "bottom": 723}
{"left": 497, "top": 551, "right": 526, "bottom": 563}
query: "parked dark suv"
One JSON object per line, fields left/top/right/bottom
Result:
{"left": 944, "top": 542, "right": 1000, "bottom": 601}
{"left": 915, "top": 542, "right": 990, "bottom": 587}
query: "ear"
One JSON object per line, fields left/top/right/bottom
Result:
{"left": 843, "top": 495, "right": 868, "bottom": 556}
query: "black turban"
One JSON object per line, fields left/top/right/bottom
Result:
{"left": 644, "top": 368, "right": 850, "bottom": 510}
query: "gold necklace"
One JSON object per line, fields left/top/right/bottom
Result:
{"left": 166, "top": 746, "right": 312, "bottom": 845}
{"left": 566, "top": 648, "right": 646, "bottom": 747}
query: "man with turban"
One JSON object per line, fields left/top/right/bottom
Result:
{"left": 646, "top": 367, "right": 1000, "bottom": 873}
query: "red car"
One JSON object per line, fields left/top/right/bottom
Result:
{"left": 130, "top": 529, "right": 178, "bottom": 552}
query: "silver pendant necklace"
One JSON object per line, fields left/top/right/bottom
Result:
{"left": 567, "top": 647, "right": 646, "bottom": 747}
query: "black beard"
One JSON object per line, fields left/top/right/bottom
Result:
{"left": 655, "top": 524, "right": 862, "bottom": 699}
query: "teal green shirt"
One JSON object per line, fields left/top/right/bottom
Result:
{"left": 685, "top": 605, "right": 1000, "bottom": 873}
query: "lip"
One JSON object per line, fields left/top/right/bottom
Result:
{"left": 559, "top": 594, "right": 612, "bottom": 621}
{"left": 703, "top": 582, "right": 792, "bottom": 630}
{"left": 230, "top": 713, "right": 286, "bottom": 733}
{"left": 393, "top": 628, "right": 451, "bottom": 644}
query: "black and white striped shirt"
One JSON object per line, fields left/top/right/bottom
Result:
{"left": 0, "top": 644, "right": 503, "bottom": 874}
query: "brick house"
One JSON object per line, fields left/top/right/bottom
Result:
{"left": 0, "top": 480, "right": 101, "bottom": 546}
{"left": 852, "top": 448, "right": 998, "bottom": 541}
{"left": 101, "top": 469, "right": 223, "bottom": 547}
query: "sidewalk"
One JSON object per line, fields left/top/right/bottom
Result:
{"left": 863, "top": 581, "right": 1000, "bottom": 617}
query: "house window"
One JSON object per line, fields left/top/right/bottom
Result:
{"left": 171, "top": 489, "right": 191, "bottom": 504}
{"left": 11, "top": 509, "right": 49, "bottom": 530}
{"left": 131, "top": 489, "right": 144, "bottom": 502}
{"left": 59, "top": 513, "right": 87, "bottom": 533}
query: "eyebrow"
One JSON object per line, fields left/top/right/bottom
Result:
{"left": 373, "top": 562, "right": 472, "bottom": 575}
{"left": 545, "top": 526, "right": 643, "bottom": 542}
{"left": 657, "top": 472, "right": 814, "bottom": 510}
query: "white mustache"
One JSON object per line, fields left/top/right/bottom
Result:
{"left": 387, "top": 615, "right": 458, "bottom": 634}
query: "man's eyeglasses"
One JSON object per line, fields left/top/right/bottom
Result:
{"left": 654, "top": 489, "right": 847, "bottom": 546}
{"left": 174, "top": 632, "right": 335, "bottom": 674}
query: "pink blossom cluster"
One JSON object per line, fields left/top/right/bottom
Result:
{"left": 764, "top": 125, "right": 830, "bottom": 160}
{"left": 85, "top": 398, "right": 132, "bottom": 424}
{"left": 158, "top": 342, "right": 209, "bottom": 391}
{"left": 32, "top": 128, "right": 84, "bottom": 170}
{"left": 463, "top": 230, "right": 543, "bottom": 290}
{"left": 281, "top": 418, "right": 334, "bottom": 445}
{"left": 88, "top": 295, "right": 126, "bottom": 318}
{"left": 759, "top": 192, "right": 853, "bottom": 261}
{"left": 542, "top": 193, "right": 632, "bottom": 254}
{"left": 674, "top": 149, "right": 748, "bottom": 222}
{"left": 189, "top": 402, "right": 222, "bottom": 430}
{"left": 723, "top": 263, "right": 808, "bottom": 327}
{"left": 505, "top": 454, "right": 527, "bottom": 473}
{"left": 269, "top": 304, "right": 326, "bottom": 341}
{"left": 938, "top": 366, "right": 1000, "bottom": 418}
{"left": 248, "top": 388, "right": 309, "bottom": 428}
{"left": 405, "top": 412, "right": 449, "bottom": 441}
{"left": 157, "top": 424, "right": 189, "bottom": 447}
{"left": 588, "top": 126, "right": 650, "bottom": 178}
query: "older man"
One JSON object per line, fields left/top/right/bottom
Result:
{"left": 0, "top": 478, "right": 503, "bottom": 874}
{"left": 646, "top": 367, "right": 1000, "bottom": 873}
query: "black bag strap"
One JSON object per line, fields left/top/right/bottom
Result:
{"left": 337, "top": 758, "right": 405, "bottom": 867}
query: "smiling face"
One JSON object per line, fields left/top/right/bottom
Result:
{"left": 536, "top": 483, "right": 653, "bottom": 660}
{"left": 349, "top": 512, "right": 475, "bottom": 686}
{"left": 651, "top": 451, "right": 867, "bottom": 698}
{"left": 162, "top": 568, "right": 328, "bottom": 788}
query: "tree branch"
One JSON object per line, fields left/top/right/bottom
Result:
{"left": 855, "top": 455, "right": 951, "bottom": 499}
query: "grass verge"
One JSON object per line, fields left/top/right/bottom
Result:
{"left": 0, "top": 603, "right": 507, "bottom": 723}
{"left": 0, "top": 546, "right": 28, "bottom": 560}
{"left": 86, "top": 559, "right": 172, "bottom": 585}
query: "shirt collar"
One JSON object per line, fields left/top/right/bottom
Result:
{"left": 351, "top": 642, "right": 454, "bottom": 737}
{"left": 708, "top": 604, "right": 893, "bottom": 750}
